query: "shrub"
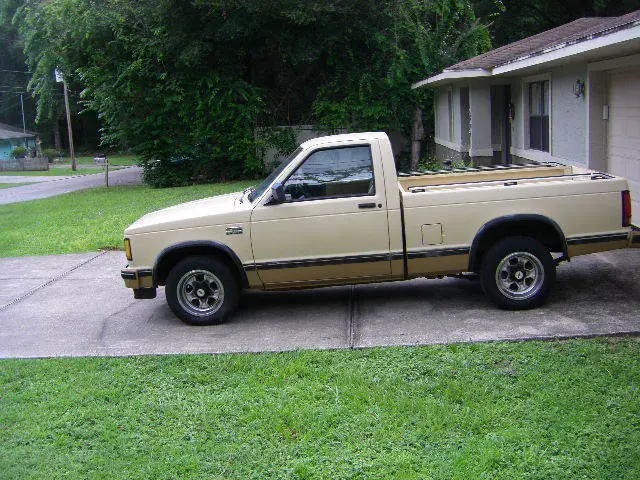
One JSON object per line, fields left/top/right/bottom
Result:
{"left": 11, "top": 147, "right": 26, "bottom": 158}
{"left": 42, "top": 148, "right": 60, "bottom": 162}
{"left": 114, "top": 75, "right": 265, "bottom": 188}
{"left": 142, "top": 156, "right": 198, "bottom": 188}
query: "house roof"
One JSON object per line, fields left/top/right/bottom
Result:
{"left": 0, "top": 122, "right": 37, "bottom": 140}
{"left": 414, "top": 9, "right": 640, "bottom": 88}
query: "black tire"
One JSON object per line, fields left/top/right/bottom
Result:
{"left": 165, "top": 256, "right": 239, "bottom": 325}
{"left": 480, "top": 236, "right": 555, "bottom": 310}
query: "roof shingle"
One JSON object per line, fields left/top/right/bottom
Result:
{"left": 446, "top": 9, "right": 640, "bottom": 71}
{"left": 0, "top": 122, "right": 36, "bottom": 140}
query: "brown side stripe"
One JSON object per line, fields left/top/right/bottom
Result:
{"left": 406, "top": 247, "right": 470, "bottom": 259}
{"left": 245, "top": 247, "right": 469, "bottom": 271}
{"left": 566, "top": 233, "right": 629, "bottom": 245}
{"left": 245, "top": 252, "right": 401, "bottom": 271}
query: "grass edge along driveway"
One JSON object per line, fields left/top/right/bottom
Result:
{"left": 0, "top": 337, "right": 638, "bottom": 479}
{"left": 0, "top": 167, "right": 122, "bottom": 177}
{"left": 0, "top": 181, "right": 253, "bottom": 257}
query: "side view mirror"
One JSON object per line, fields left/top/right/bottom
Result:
{"left": 267, "top": 182, "right": 286, "bottom": 205}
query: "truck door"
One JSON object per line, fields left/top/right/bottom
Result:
{"left": 250, "top": 142, "right": 391, "bottom": 287}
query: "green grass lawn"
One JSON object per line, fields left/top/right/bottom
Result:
{"left": 1, "top": 337, "right": 638, "bottom": 479}
{"left": 0, "top": 167, "right": 121, "bottom": 177}
{"left": 0, "top": 181, "right": 253, "bottom": 257}
{"left": 0, "top": 182, "right": 29, "bottom": 189}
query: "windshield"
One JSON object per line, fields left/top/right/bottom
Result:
{"left": 248, "top": 147, "right": 303, "bottom": 202}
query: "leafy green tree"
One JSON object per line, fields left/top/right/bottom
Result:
{"left": 0, "top": 0, "right": 33, "bottom": 130}
{"left": 313, "top": 0, "right": 490, "bottom": 137}
{"left": 14, "top": 0, "right": 492, "bottom": 185}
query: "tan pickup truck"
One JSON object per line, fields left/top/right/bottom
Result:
{"left": 122, "top": 132, "right": 639, "bottom": 325}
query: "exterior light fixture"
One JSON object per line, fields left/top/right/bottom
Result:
{"left": 574, "top": 79, "right": 584, "bottom": 98}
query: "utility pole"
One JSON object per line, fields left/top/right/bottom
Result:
{"left": 62, "top": 77, "right": 76, "bottom": 171}
{"left": 19, "top": 93, "right": 26, "bottom": 134}
{"left": 19, "top": 93, "right": 27, "bottom": 148}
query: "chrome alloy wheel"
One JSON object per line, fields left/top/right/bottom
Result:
{"left": 176, "top": 269, "right": 225, "bottom": 316}
{"left": 495, "top": 252, "right": 545, "bottom": 300}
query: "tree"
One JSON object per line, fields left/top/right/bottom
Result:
{"left": 0, "top": 0, "right": 33, "bottom": 131}
{"left": 312, "top": 0, "right": 491, "bottom": 168}
{"left": 14, "top": 0, "right": 492, "bottom": 185}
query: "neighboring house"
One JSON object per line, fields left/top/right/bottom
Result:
{"left": 0, "top": 122, "right": 37, "bottom": 160}
{"left": 413, "top": 9, "right": 640, "bottom": 219}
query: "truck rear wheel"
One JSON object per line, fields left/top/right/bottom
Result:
{"left": 480, "top": 236, "right": 555, "bottom": 310}
{"left": 165, "top": 256, "right": 239, "bottom": 325}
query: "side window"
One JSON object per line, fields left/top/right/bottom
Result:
{"left": 283, "top": 146, "right": 374, "bottom": 201}
{"left": 529, "top": 80, "right": 550, "bottom": 152}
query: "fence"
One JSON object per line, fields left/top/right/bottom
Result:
{"left": 0, "top": 156, "right": 49, "bottom": 171}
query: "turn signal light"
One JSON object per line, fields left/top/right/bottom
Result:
{"left": 622, "top": 190, "right": 632, "bottom": 227}
{"left": 124, "top": 238, "right": 133, "bottom": 261}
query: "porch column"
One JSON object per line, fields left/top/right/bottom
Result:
{"left": 469, "top": 83, "right": 494, "bottom": 164}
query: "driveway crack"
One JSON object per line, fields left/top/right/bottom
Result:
{"left": 0, "top": 250, "right": 109, "bottom": 313}
{"left": 346, "top": 285, "right": 359, "bottom": 349}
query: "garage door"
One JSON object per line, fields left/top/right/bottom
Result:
{"left": 608, "top": 69, "right": 640, "bottom": 225}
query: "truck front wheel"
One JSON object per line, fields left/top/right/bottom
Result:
{"left": 165, "top": 256, "right": 239, "bottom": 325}
{"left": 480, "top": 236, "right": 555, "bottom": 310}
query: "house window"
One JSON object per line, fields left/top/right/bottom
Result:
{"left": 529, "top": 80, "right": 549, "bottom": 151}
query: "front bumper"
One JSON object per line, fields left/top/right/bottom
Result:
{"left": 121, "top": 266, "right": 154, "bottom": 289}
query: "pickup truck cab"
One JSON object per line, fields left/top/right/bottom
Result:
{"left": 122, "top": 132, "right": 639, "bottom": 325}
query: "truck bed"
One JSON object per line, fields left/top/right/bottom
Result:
{"left": 397, "top": 162, "right": 630, "bottom": 278}
{"left": 398, "top": 162, "right": 584, "bottom": 191}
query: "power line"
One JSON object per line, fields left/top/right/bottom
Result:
{"left": 0, "top": 69, "right": 31, "bottom": 74}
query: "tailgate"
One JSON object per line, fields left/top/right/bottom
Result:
{"left": 631, "top": 226, "right": 640, "bottom": 248}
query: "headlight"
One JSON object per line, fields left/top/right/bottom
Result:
{"left": 124, "top": 238, "right": 133, "bottom": 261}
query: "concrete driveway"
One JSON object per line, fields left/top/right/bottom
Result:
{"left": 0, "top": 166, "right": 142, "bottom": 204}
{"left": 0, "top": 249, "right": 639, "bottom": 358}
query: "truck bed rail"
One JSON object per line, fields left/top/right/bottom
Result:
{"left": 405, "top": 171, "right": 614, "bottom": 193}
{"left": 398, "top": 161, "right": 614, "bottom": 192}
{"left": 398, "top": 161, "right": 563, "bottom": 177}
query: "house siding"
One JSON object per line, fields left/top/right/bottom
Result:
{"left": 0, "top": 137, "right": 36, "bottom": 160}
{"left": 506, "top": 64, "right": 589, "bottom": 166}
{"left": 0, "top": 140, "right": 13, "bottom": 160}
{"left": 551, "top": 63, "right": 588, "bottom": 165}
{"left": 431, "top": 63, "right": 635, "bottom": 171}
{"left": 435, "top": 89, "right": 450, "bottom": 143}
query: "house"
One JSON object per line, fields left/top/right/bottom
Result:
{"left": 413, "top": 9, "right": 640, "bottom": 221}
{"left": 0, "top": 122, "right": 37, "bottom": 160}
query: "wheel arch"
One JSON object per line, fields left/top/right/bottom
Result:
{"left": 469, "top": 214, "right": 568, "bottom": 272}
{"left": 153, "top": 241, "right": 249, "bottom": 288}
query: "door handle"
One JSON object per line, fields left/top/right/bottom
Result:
{"left": 358, "top": 202, "right": 377, "bottom": 209}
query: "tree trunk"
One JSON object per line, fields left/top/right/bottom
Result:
{"left": 53, "top": 115, "right": 62, "bottom": 150}
{"left": 410, "top": 106, "right": 424, "bottom": 170}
